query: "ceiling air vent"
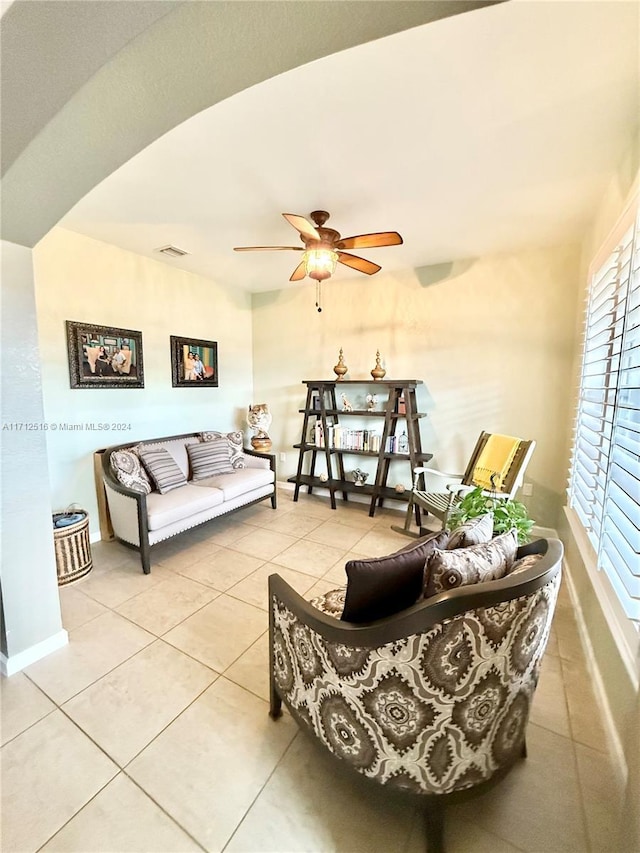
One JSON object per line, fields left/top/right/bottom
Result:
{"left": 156, "top": 244, "right": 189, "bottom": 258}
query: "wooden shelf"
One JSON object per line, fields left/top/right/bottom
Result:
{"left": 287, "top": 474, "right": 415, "bottom": 503}
{"left": 290, "top": 380, "right": 429, "bottom": 517}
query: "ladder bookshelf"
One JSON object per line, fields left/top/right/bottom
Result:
{"left": 288, "top": 380, "right": 432, "bottom": 517}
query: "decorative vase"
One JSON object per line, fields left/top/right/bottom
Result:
{"left": 371, "top": 350, "right": 386, "bottom": 381}
{"left": 333, "top": 348, "right": 348, "bottom": 381}
{"left": 247, "top": 403, "right": 272, "bottom": 453}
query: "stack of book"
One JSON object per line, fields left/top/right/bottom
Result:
{"left": 312, "top": 423, "right": 382, "bottom": 452}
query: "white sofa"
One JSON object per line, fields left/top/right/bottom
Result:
{"left": 101, "top": 432, "right": 276, "bottom": 573}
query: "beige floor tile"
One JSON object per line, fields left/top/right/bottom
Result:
{"left": 305, "top": 519, "right": 367, "bottom": 551}
{"left": 287, "top": 496, "right": 336, "bottom": 520}
{"left": 575, "top": 741, "right": 625, "bottom": 852}
{"left": 327, "top": 504, "right": 380, "bottom": 530}
{"left": 323, "top": 549, "right": 368, "bottom": 585}
{"left": 24, "top": 611, "right": 154, "bottom": 704}
{"left": 63, "top": 640, "right": 216, "bottom": 766}
{"left": 77, "top": 561, "right": 174, "bottom": 609}
{"left": 233, "top": 502, "right": 279, "bottom": 526}
{"left": 0, "top": 672, "right": 56, "bottom": 745}
{"left": 89, "top": 540, "right": 142, "bottom": 570}
{"left": 163, "top": 594, "right": 266, "bottom": 672}
{"left": 228, "top": 527, "right": 298, "bottom": 561}
{"left": 561, "top": 657, "right": 610, "bottom": 752}
{"left": 196, "top": 519, "right": 257, "bottom": 546}
{"left": 0, "top": 710, "right": 118, "bottom": 852}
{"left": 41, "top": 773, "right": 201, "bottom": 852}
{"left": 255, "top": 510, "right": 324, "bottom": 537}
{"left": 127, "top": 677, "right": 297, "bottom": 851}
{"left": 452, "top": 722, "right": 588, "bottom": 852}
{"left": 178, "top": 548, "right": 265, "bottom": 591}
{"left": 155, "top": 542, "right": 220, "bottom": 572}
{"left": 405, "top": 809, "right": 522, "bottom": 853}
{"left": 115, "top": 573, "right": 219, "bottom": 635}
{"left": 58, "top": 584, "right": 109, "bottom": 631}
{"left": 556, "top": 628, "right": 588, "bottom": 664}
{"left": 225, "top": 632, "right": 270, "bottom": 701}
{"left": 228, "top": 563, "right": 317, "bottom": 611}
{"left": 305, "top": 577, "right": 344, "bottom": 600}
{"left": 350, "top": 526, "right": 408, "bottom": 557}
{"left": 530, "top": 653, "right": 571, "bottom": 738}
{"left": 225, "top": 730, "right": 415, "bottom": 853}
{"left": 545, "top": 626, "right": 560, "bottom": 657}
{"left": 271, "top": 539, "right": 347, "bottom": 577}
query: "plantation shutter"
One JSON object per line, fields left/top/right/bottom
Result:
{"left": 569, "top": 208, "right": 640, "bottom": 630}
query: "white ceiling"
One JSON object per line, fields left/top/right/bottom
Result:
{"left": 60, "top": 0, "right": 639, "bottom": 293}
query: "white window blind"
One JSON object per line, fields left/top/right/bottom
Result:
{"left": 569, "top": 207, "right": 640, "bottom": 631}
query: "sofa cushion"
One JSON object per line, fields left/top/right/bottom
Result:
{"left": 424, "top": 528, "right": 518, "bottom": 598}
{"left": 110, "top": 449, "right": 152, "bottom": 494}
{"left": 193, "top": 466, "right": 275, "bottom": 501}
{"left": 341, "top": 529, "right": 449, "bottom": 623}
{"left": 200, "top": 430, "right": 246, "bottom": 469}
{"left": 146, "top": 484, "right": 224, "bottom": 531}
{"left": 446, "top": 513, "right": 493, "bottom": 549}
{"left": 139, "top": 447, "right": 188, "bottom": 494}
{"left": 187, "top": 438, "right": 234, "bottom": 479}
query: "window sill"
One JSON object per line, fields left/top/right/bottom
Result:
{"left": 563, "top": 505, "right": 639, "bottom": 690}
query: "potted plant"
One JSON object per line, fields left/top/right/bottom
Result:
{"left": 446, "top": 487, "right": 535, "bottom": 544}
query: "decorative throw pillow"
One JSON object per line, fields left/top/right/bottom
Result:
{"left": 187, "top": 438, "right": 234, "bottom": 479}
{"left": 200, "top": 431, "right": 246, "bottom": 469}
{"left": 508, "top": 552, "right": 543, "bottom": 575}
{"left": 309, "top": 588, "right": 346, "bottom": 618}
{"left": 110, "top": 449, "right": 152, "bottom": 494}
{"left": 341, "top": 529, "right": 449, "bottom": 623}
{"left": 138, "top": 446, "right": 188, "bottom": 494}
{"left": 424, "top": 528, "right": 518, "bottom": 598}
{"left": 446, "top": 512, "right": 493, "bottom": 549}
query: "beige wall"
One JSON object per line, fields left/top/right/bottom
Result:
{"left": 32, "top": 228, "right": 254, "bottom": 538}
{"left": 252, "top": 243, "right": 581, "bottom": 527}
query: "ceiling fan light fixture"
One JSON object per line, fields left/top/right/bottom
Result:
{"left": 304, "top": 247, "right": 338, "bottom": 281}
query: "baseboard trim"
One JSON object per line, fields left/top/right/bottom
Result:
{"left": 1, "top": 629, "right": 69, "bottom": 677}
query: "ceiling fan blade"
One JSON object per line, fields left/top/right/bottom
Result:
{"left": 290, "top": 260, "right": 307, "bottom": 281}
{"left": 337, "top": 231, "right": 403, "bottom": 250}
{"left": 233, "top": 246, "right": 304, "bottom": 252}
{"left": 337, "top": 252, "right": 381, "bottom": 275}
{"left": 282, "top": 213, "right": 321, "bottom": 242}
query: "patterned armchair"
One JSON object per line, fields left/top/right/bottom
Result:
{"left": 268, "top": 538, "right": 563, "bottom": 852}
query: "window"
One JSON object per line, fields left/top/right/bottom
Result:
{"left": 568, "top": 202, "right": 639, "bottom": 637}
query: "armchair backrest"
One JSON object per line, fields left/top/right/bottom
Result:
{"left": 269, "top": 539, "right": 562, "bottom": 799}
{"left": 462, "top": 431, "right": 535, "bottom": 498}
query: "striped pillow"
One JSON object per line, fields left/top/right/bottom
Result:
{"left": 138, "top": 447, "right": 187, "bottom": 494}
{"left": 187, "top": 438, "right": 234, "bottom": 480}
{"left": 200, "top": 430, "right": 246, "bottom": 469}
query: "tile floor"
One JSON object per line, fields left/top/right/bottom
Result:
{"left": 1, "top": 490, "right": 625, "bottom": 852}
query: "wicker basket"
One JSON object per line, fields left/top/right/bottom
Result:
{"left": 53, "top": 510, "right": 93, "bottom": 585}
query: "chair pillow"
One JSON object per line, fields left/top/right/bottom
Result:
{"left": 110, "top": 449, "right": 152, "bottom": 495}
{"left": 446, "top": 512, "right": 493, "bottom": 549}
{"left": 200, "top": 430, "right": 246, "bottom": 469}
{"left": 424, "top": 528, "right": 518, "bottom": 598}
{"left": 341, "top": 530, "right": 449, "bottom": 623}
{"left": 138, "top": 446, "right": 188, "bottom": 494}
{"left": 187, "top": 438, "right": 234, "bottom": 479}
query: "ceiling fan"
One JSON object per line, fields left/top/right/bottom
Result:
{"left": 234, "top": 210, "right": 403, "bottom": 284}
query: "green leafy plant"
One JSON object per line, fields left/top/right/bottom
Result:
{"left": 446, "top": 487, "right": 535, "bottom": 544}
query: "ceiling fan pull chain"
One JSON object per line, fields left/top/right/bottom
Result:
{"left": 316, "top": 280, "right": 322, "bottom": 313}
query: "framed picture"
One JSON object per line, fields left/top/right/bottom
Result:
{"left": 170, "top": 335, "right": 218, "bottom": 387}
{"left": 66, "top": 321, "right": 144, "bottom": 389}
